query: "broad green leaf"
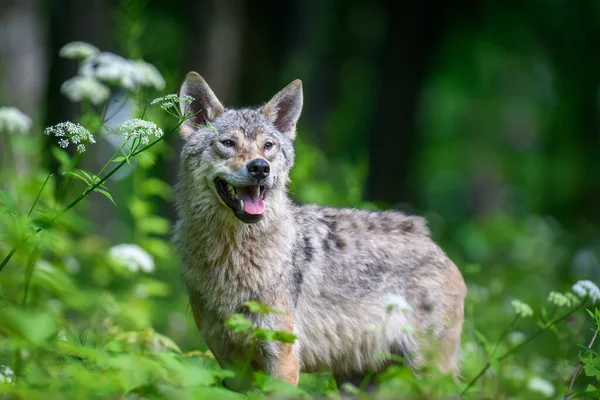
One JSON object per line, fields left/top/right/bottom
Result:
{"left": 225, "top": 314, "right": 254, "bottom": 334}
{"left": 138, "top": 216, "right": 170, "bottom": 235}
{"left": 0, "top": 308, "right": 57, "bottom": 344}
{"left": 141, "top": 178, "right": 174, "bottom": 200}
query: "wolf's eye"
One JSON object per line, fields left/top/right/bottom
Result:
{"left": 264, "top": 142, "right": 274, "bottom": 150}
{"left": 221, "top": 139, "right": 234, "bottom": 147}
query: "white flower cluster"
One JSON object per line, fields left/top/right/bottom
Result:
{"left": 61, "top": 76, "right": 110, "bottom": 105}
{"left": 80, "top": 53, "right": 165, "bottom": 91}
{"left": 58, "top": 41, "right": 165, "bottom": 105}
{"left": 151, "top": 94, "right": 194, "bottom": 112}
{"left": 109, "top": 244, "right": 155, "bottom": 273}
{"left": 381, "top": 293, "right": 414, "bottom": 313}
{"left": 59, "top": 41, "right": 100, "bottom": 60}
{"left": 0, "top": 365, "right": 15, "bottom": 384}
{"left": 548, "top": 291, "right": 580, "bottom": 308}
{"left": 120, "top": 118, "right": 163, "bottom": 145}
{"left": 526, "top": 377, "right": 555, "bottom": 397}
{"left": 511, "top": 299, "right": 533, "bottom": 318}
{"left": 44, "top": 121, "right": 95, "bottom": 153}
{"left": 572, "top": 280, "right": 600, "bottom": 303}
{"left": 0, "top": 106, "right": 32, "bottom": 135}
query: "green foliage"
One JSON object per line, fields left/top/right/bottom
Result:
{"left": 1, "top": 15, "right": 600, "bottom": 397}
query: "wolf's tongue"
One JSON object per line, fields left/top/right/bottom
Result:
{"left": 236, "top": 185, "right": 265, "bottom": 215}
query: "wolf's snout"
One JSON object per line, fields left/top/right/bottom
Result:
{"left": 247, "top": 159, "right": 270, "bottom": 180}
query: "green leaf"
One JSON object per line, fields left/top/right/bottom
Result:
{"left": 0, "top": 307, "right": 58, "bottom": 344}
{"left": 79, "top": 169, "right": 95, "bottom": 183}
{"left": 141, "top": 178, "right": 174, "bottom": 200}
{"left": 64, "top": 170, "right": 91, "bottom": 185}
{"left": 273, "top": 331, "right": 297, "bottom": 344}
{"left": 244, "top": 300, "right": 280, "bottom": 315}
{"left": 112, "top": 156, "right": 127, "bottom": 163}
{"left": 225, "top": 314, "right": 254, "bottom": 334}
{"left": 251, "top": 329, "right": 297, "bottom": 344}
{"left": 0, "top": 189, "right": 17, "bottom": 213}
{"left": 93, "top": 188, "right": 116, "bottom": 206}
{"left": 138, "top": 216, "right": 170, "bottom": 235}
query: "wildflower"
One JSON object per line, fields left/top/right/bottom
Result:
{"left": 151, "top": 94, "right": 194, "bottom": 112}
{"left": 61, "top": 75, "right": 110, "bottom": 105}
{"left": 44, "top": 122, "right": 95, "bottom": 152}
{"left": 80, "top": 52, "right": 165, "bottom": 91}
{"left": 120, "top": 118, "right": 163, "bottom": 145}
{"left": 0, "top": 106, "right": 32, "bottom": 135}
{"left": 511, "top": 300, "right": 533, "bottom": 318}
{"left": 572, "top": 280, "right": 600, "bottom": 303}
{"left": 133, "top": 60, "right": 166, "bottom": 91}
{"left": 0, "top": 365, "right": 15, "bottom": 384}
{"left": 548, "top": 291, "right": 580, "bottom": 308}
{"left": 382, "top": 294, "right": 414, "bottom": 313}
{"left": 109, "top": 243, "right": 155, "bottom": 273}
{"left": 527, "top": 377, "right": 555, "bottom": 397}
{"left": 59, "top": 41, "right": 100, "bottom": 60}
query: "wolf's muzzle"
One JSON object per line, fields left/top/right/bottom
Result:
{"left": 247, "top": 159, "right": 270, "bottom": 180}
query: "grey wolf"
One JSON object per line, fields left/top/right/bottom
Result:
{"left": 173, "top": 72, "right": 467, "bottom": 391}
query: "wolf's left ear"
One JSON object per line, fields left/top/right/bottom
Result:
{"left": 179, "top": 72, "right": 225, "bottom": 140}
{"left": 261, "top": 80, "right": 303, "bottom": 140}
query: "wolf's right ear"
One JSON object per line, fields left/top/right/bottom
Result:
{"left": 179, "top": 72, "right": 225, "bottom": 140}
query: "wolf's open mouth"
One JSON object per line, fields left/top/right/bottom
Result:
{"left": 215, "top": 178, "right": 267, "bottom": 223}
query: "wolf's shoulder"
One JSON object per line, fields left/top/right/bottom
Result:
{"left": 292, "top": 204, "right": 430, "bottom": 237}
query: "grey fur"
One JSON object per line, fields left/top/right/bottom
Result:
{"left": 173, "top": 72, "right": 467, "bottom": 390}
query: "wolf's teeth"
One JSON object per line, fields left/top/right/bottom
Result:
{"left": 239, "top": 199, "right": 244, "bottom": 210}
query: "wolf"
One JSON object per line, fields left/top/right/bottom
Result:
{"left": 173, "top": 72, "right": 467, "bottom": 392}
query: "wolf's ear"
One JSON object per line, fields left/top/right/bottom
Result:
{"left": 179, "top": 72, "right": 225, "bottom": 140}
{"left": 261, "top": 80, "right": 303, "bottom": 140}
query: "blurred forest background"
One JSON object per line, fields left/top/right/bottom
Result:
{"left": 1, "top": 0, "right": 600, "bottom": 398}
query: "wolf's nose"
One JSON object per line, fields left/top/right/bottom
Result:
{"left": 247, "top": 159, "right": 270, "bottom": 180}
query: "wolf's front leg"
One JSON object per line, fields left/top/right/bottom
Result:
{"left": 265, "top": 311, "right": 300, "bottom": 386}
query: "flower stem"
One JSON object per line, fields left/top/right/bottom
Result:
{"left": 461, "top": 300, "right": 589, "bottom": 396}
{"left": 28, "top": 172, "right": 53, "bottom": 217}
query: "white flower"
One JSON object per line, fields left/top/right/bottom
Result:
{"left": 80, "top": 52, "right": 165, "bottom": 91}
{"left": 120, "top": 118, "right": 163, "bottom": 145}
{"left": 133, "top": 60, "right": 166, "bottom": 90}
{"left": 0, "top": 106, "right": 32, "bottom": 135}
{"left": 109, "top": 244, "right": 154, "bottom": 273}
{"left": 61, "top": 76, "right": 110, "bottom": 105}
{"left": 0, "top": 365, "right": 15, "bottom": 384}
{"left": 548, "top": 291, "right": 580, "bottom": 308}
{"left": 44, "top": 121, "right": 95, "bottom": 152}
{"left": 151, "top": 94, "right": 194, "bottom": 112}
{"left": 527, "top": 377, "right": 555, "bottom": 397}
{"left": 572, "top": 280, "right": 600, "bottom": 303}
{"left": 511, "top": 300, "right": 533, "bottom": 318}
{"left": 59, "top": 41, "right": 100, "bottom": 60}
{"left": 382, "top": 294, "right": 414, "bottom": 313}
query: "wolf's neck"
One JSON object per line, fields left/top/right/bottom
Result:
{"left": 177, "top": 187, "right": 296, "bottom": 299}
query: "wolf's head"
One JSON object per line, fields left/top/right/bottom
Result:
{"left": 177, "top": 72, "right": 302, "bottom": 224}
